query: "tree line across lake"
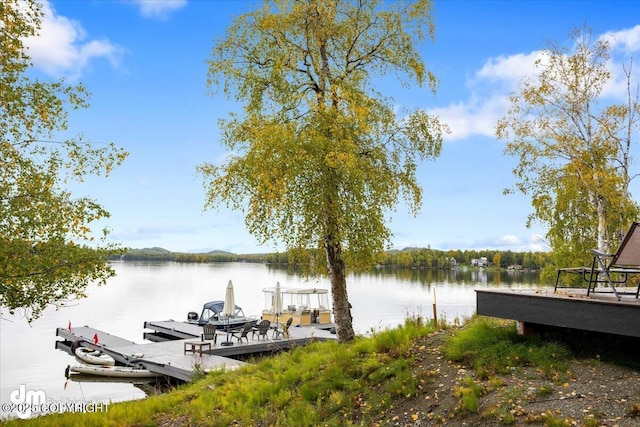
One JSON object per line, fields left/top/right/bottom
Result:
{"left": 115, "top": 247, "right": 552, "bottom": 271}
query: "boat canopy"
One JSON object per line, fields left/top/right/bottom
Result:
{"left": 200, "top": 300, "right": 244, "bottom": 321}
{"left": 263, "top": 287, "right": 330, "bottom": 313}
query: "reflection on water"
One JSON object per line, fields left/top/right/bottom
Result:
{"left": 1, "top": 261, "right": 542, "bottom": 419}
{"left": 348, "top": 266, "right": 542, "bottom": 286}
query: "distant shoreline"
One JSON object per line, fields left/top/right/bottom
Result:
{"left": 111, "top": 246, "right": 551, "bottom": 270}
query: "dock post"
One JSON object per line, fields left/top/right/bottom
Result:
{"left": 432, "top": 289, "right": 438, "bottom": 326}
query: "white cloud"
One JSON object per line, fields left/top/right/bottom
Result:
{"left": 427, "top": 51, "right": 547, "bottom": 142}
{"left": 600, "top": 24, "right": 640, "bottom": 54}
{"left": 474, "top": 51, "right": 546, "bottom": 86}
{"left": 407, "top": 233, "right": 535, "bottom": 252}
{"left": 429, "top": 25, "right": 640, "bottom": 143}
{"left": 132, "top": 0, "right": 187, "bottom": 20}
{"left": 430, "top": 95, "right": 509, "bottom": 141}
{"left": 23, "top": 1, "right": 122, "bottom": 79}
{"left": 110, "top": 224, "right": 202, "bottom": 242}
{"left": 600, "top": 58, "right": 640, "bottom": 99}
{"left": 599, "top": 27, "right": 640, "bottom": 99}
{"left": 497, "top": 234, "right": 520, "bottom": 246}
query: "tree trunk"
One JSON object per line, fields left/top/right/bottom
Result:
{"left": 596, "top": 195, "right": 608, "bottom": 254}
{"left": 324, "top": 235, "right": 355, "bottom": 343}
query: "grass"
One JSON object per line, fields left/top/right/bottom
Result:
{"left": 3, "top": 316, "right": 579, "bottom": 426}
{"left": 445, "top": 316, "right": 571, "bottom": 380}
{"left": 454, "top": 376, "right": 483, "bottom": 413}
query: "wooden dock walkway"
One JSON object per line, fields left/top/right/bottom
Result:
{"left": 142, "top": 319, "right": 335, "bottom": 343}
{"left": 143, "top": 320, "right": 203, "bottom": 341}
{"left": 476, "top": 287, "right": 640, "bottom": 338}
{"left": 56, "top": 322, "right": 337, "bottom": 382}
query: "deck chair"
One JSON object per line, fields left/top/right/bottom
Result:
{"left": 587, "top": 222, "right": 640, "bottom": 299}
{"left": 202, "top": 324, "right": 218, "bottom": 344}
{"left": 274, "top": 317, "right": 293, "bottom": 339}
{"left": 556, "top": 222, "right": 640, "bottom": 300}
{"left": 231, "top": 321, "right": 254, "bottom": 343}
{"left": 252, "top": 319, "right": 271, "bottom": 340}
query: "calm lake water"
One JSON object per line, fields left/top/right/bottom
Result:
{"left": 0, "top": 261, "right": 544, "bottom": 419}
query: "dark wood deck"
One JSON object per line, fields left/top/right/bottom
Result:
{"left": 476, "top": 287, "right": 640, "bottom": 338}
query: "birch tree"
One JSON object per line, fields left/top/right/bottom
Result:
{"left": 200, "top": 0, "right": 446, "bottom": 342}
{"left": 496, "top": 27, "right": 640, "bottom": 273}
{"left": 1, "top": 0, "right": 128, "bottom": 321}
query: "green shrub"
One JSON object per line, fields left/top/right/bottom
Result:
{"left": 446, "top": 316, "right": 571, "bottom": 378}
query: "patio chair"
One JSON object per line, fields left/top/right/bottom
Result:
{"left": 252, "top": 319, "right": 271, "bottom": 340}
{"left": 231, "top": 321, "right": 254, "bottom": 343}
{"left": 555, "top": 221, "right": 640, "bottom": 300}
{"left": 274, "top": 317, "right": 293, "bottom": 339}
{"left": 202, "top": 324, "right": 218, "bottom": 344}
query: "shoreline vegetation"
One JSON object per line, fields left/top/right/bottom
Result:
{"left": 115, "top": 247, "right": 552, "bottom": 271}
{"left": 6, "top": 316, "right": 640, "bottom": 426}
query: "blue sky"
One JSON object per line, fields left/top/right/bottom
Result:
{"left": 25, "top": 0, "right": 640, "bottom": 254}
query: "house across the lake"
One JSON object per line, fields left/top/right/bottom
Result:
{"left": 471, "top": 257, "right": 489, "bottom": 267}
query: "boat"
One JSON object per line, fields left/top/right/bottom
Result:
{"left": 74, "top": 347, "right": 115, "bottom": 366}
{"left": 65, "top": 373, "right": 157, "bottom": 385}
{"left": 262, "top": 286, "right": 333, "bottom": 329}
{"left": 65, "top": 364, "right": 163, "bottom": 379}
{"left": 187, "top": 300, "right": 257, "bottom": 329}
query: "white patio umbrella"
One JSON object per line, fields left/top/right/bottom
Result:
{"left": 273, "top": 281, "right": 283, "bottom": 337}
{"left": 221, "top": 280, "right": 235, "bottom": 346}
{"left": 222, "top": 280, "right": 236, "bottom": 318}
{"left": 273, "top": 281, "right": 283, "bottom": 315}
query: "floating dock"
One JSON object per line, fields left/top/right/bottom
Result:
{"left": 56, "top": 322, "right": 336, "bottom": 382}
{"left": 476, "top": 287, "right": 640, "bottom": 338}
{"left": 143, "top": 320, "right": 204, "bottom": 342}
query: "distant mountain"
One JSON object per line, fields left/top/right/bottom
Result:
{"left": 141, "top": 247, "right": 172, "bottom": 253}
{"left": 116, "top": 247, "right": 272, "bottom": 263}
{"left": 206, "top": 250, "right": 236, "bottom": 256}
{"left": 125, "top": 247, "right": 237, "bottom": 256}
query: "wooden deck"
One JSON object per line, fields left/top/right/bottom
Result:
{"left": 476, "top": 287, "right": 640, "bottom": 338}
{"left": 143, "top": 319, "right": 335, "bottom": 342}
{"left": 143, "top": 320, "right": 204, "bottom": 341}
{"left": 56, "top": 323, "right": 337, "bottom": 382}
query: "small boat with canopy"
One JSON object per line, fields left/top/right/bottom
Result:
{"left": 187, "top": 300, "right": 257, "bottom": 329}
{"left": 187, "top": 281, "right": 257, "bottom": 330}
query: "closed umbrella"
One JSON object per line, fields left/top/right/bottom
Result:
{"left": 221, "top": 280, "right": 235, "bottom": 346}
{"left": 222, "top": 280, "right": 236, "bottom": 318}
{"left": 273, "top": 282, "right": 283, "bottom": 337}
{"left": 273, "top": 281, "right": 283, "bottom": 315}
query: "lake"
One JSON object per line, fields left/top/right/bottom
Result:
{"left": 0, "top": 261, "right": 544, "bottom": 419}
